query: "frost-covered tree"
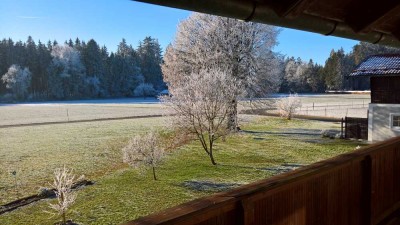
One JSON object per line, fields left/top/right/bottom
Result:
{"left": 163, "top": 13, "right": 282, "bottom": 131}
{"left": 122, "top": 131, "right": 165, "bottom": 180}
{"left": 48, "top": 166, "right": 82, "bottom": 225}
{"left": 161, "top": 68, "right": 238, "bottom": 165}
{"left": 47, "top": 44, "right": 86, "bottom": 99}
{"left": 281, "top": 57, "right": 310, "bottom": 92}
{"left": 133, "top": 82, "right": 156, "bottom": 97}
{"left": 276, "top": 93, "right": 302, "bottom": 120}
{"left": 1, "top": 64, "right": 31, "bottom": 99}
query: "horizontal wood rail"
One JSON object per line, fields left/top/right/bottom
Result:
{"left": 122, "top": 137, "right": 400, "bottom": 225}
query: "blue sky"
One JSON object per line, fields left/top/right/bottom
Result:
{"left": 0, "top": 0, "right": 358, "bottom": 65}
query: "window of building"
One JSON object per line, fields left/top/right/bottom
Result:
{"left": 391, "top": 114, "right": 400, "bottom": 129}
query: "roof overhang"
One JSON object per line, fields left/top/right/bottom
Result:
{"left": 133, "top": 0, "right": 400, "bottom": 48}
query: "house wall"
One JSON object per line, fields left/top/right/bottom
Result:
{"left": 368, "top": 104, "right": 400, "bottom": 142}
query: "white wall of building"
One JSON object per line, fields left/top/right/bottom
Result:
{"left": 368, "top": 104, "right": 400, "bottom": 142}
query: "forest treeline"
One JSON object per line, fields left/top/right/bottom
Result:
{"left": 0, "top": 36, "right": 163, "bottom": 101}
{"left": 0, "top": 36, "right": 399, "bottom": 102}
{"left": 279, "top": 42, "right": 400, "bottom": 93}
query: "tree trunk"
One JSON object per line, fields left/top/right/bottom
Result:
{"left": 209, "top": 152, "right": 217, "bottom": 165}
{"left": 209, "top": 141, "right": 217, "bottom": 165}
{"left": 227, "top": 99, "right": 238, "bottom": 132}
{"left": 152, "top": 166, "right": 157, "bottom": 181}
{"left": 61, "top": 192, "right": 66, "bottom": 225}
{"left": 62, "top": 212, "right": 66, "bottom": 225}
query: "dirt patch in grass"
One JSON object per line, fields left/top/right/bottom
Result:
{"left": 0, "top": 179, "right": 94, "bottom": 215}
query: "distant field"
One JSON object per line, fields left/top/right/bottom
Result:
{"left": 241, "top": 94, "right": 371, "bottom": 118}
{"left": 0, "top": 98, "right": 165, "bottom": 126}
{"left": 0, "top": 94, "right": 371, "bottom": 126}
{"left": 0, "top": 116, "right": 363, "bottom": 225}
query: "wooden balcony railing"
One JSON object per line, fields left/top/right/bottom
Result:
{"left": 122, "top": 137, "right": 400, "bottom": 225}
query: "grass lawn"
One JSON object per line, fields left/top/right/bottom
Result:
{"left": 0, "top": 115, "right": 364, "bottom": 225}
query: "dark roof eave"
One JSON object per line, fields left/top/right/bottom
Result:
{"left": 133, "top": 0, "right": 400, "bottom": 48}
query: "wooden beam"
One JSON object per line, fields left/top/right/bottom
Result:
{"left": 392, "top": 29, "right": 400, "bottom": 42}
{"left": 280, "top": 0, "right": 308, "bottom": 17}
{"left": 347, "top": 2, "right": 400, "bottom": 33}
{"left": 263, "top": 0, "right": 316, "bottom": 18}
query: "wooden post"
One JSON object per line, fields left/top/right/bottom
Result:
{"left": 241, "top": 199, "right": 254, "bottom": 225}
{"left": 345, "top": 117, "right": 348, "bottom": 139}
{"left": 341, "top": 118, "right": 344, "bottom": 139}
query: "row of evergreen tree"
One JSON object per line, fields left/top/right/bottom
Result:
{"left": 0, "top": 36, "right": 163, "bottom": 101}
{"left": 1, "top": 36, "right": 399, "bottom": 101}
{"left": 279, "top": 42, "right": 400, "bottom": 93}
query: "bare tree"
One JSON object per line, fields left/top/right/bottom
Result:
{"left": 48, "top": 166, "right": 82, "bottom": 225}
{"left": 160, "top": 68, "right": 238, "bottom": 165}
{"left": 122, "top": 131, "right": 165, "bottom": 180}
{"left": 276, "top": 93, "right": 302, "bottom": 120}
{"left": 162, "top": 13, "right": 282, "bottom": 131}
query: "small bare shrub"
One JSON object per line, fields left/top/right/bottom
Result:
{"left": 276, "top": 93, "right": 302, "bottom": 120}
{"left": 48, "top": 166, "right": 82, "bottom": 225}
{"left": 122, "top": 131, "right": 165, "bottom": 180}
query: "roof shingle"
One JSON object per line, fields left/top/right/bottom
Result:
{"left": 349, "top": 54, "right": 400, "bottom": 76}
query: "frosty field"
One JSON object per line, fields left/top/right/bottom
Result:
{"left": 241, "top": 93, "right": 371, "bottom": 118}
{"left": 0, "top": 98, "right": 165, "bottom": 126}
{"left": 0, "top": 95, "right": 369, "bottom": 224}
{"left": 0, "top": 94, "right": 370, "bottom": 127}
{"left": 0, "top": 115, "right": 362, "bottom": 225}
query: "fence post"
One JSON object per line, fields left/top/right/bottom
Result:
{"left": 341, "top": 118, "right": 344, "bottom": 139}
{"left": 241, "top": 199, "right": 254, "bottom": 225}
{"left": 344, "top": 117, "right": 348, "bottom": 139}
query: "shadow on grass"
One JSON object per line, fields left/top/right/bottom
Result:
{"left": 240, "top": 128, "right": 323, "bottom": 136}
{"left": 181, "top": 180, "right": 241, "bottom": 192}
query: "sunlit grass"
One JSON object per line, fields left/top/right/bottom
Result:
{"left": 0, "top": 115, "right": 363, "bottom": 225}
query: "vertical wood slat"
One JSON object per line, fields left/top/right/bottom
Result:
{"left": 124, "top": 137, "right": 400, "bottom": 225}
{"left": 362, "top": 155, "right": 372, "bottom": 225}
